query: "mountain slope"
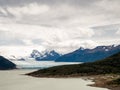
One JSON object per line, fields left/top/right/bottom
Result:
{"left": 31, "top": 50, "right": 61, "bottom": 61}
{"left": 56, "top": 45, "right": 120, "bottom": 62}
{"left": 0, "top": 56, "right": 16, "bottom": 70}
{"left": 27, "top": 52, "right": 120, "bottom": 77}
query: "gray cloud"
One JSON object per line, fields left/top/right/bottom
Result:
{"left": 0, "top": 0, "right": 120, "bottom": 27}
{"left": 0, "top": 30, "right": 25, "bottom": 45}
{"left": 0, "top": 0, "right": 99, "bottom": 6}
{"left": 92, "top": 24, "right": 120, "bottom": 39}
{"left": 0, "top": 0, "right": 120, "bottom": 54}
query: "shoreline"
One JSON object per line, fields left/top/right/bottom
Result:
{"left": 88, "top": 75, "right": 120, "bottom": 90}
{"left": 27, "top": 74, "right": 120, "bottom": 90}
{"left": 0, "top": 70, "right": 109, "bottom": 90}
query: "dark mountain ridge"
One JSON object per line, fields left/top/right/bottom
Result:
{"left": 56, "top": 45, "right": 120, "bottom": 62}
{"left": 0, "top": 56, "right": 16, "bottom": 70}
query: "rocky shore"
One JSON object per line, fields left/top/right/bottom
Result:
{"left": 85, "top": 74, "right": 120, "bottom": 90}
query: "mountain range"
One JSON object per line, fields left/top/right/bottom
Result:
{"left": 0, "top": 44, "right": 120, "bottom": 70}
{"left": 31, "top": 50, "right": 61, "bottom": 61}
{"left": 55, "top": 45, "right": 120, "bottom": 62}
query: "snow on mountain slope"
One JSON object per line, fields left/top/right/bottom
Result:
{"left": 0, "top": 46, "right": 45, "bottom": 59}
{"left": 31, "top": 49, "right": 61, "bottom": 61}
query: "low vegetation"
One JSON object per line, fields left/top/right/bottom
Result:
{"left": 108, "top": 78, "right": 120, "bottom": 85}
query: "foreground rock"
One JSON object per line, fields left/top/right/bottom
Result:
{"left": 87, "top": 74, "right": 120, "bottom": 90}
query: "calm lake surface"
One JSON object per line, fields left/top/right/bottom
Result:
{"left": 0, "top": 70, "right": 109, "bottom": 90}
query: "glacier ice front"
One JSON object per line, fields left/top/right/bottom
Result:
{"left": 10, "top": 58, "right": 81, "bottom": 69}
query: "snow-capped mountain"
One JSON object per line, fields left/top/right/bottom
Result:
{"left": 56, "top": 44, "right": 120, "bottom": 62}
{"left": 0, "top": 49, "right": 65, "bottom": 69}
{"left": 1, "top": 44, "right": 119, "bottom": 69}
{"left": 3, "top": 54, "right": 79, "bottom": 69}
{"left": 31, "top": 50, "right": 61, "bottom": 61}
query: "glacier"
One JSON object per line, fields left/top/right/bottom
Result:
{"left": 10, "top": 58, "right": 81, "bottom": 69}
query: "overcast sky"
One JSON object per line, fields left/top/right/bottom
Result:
{"left": 0, "top": 0, "right": 120, "bottom": 56}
